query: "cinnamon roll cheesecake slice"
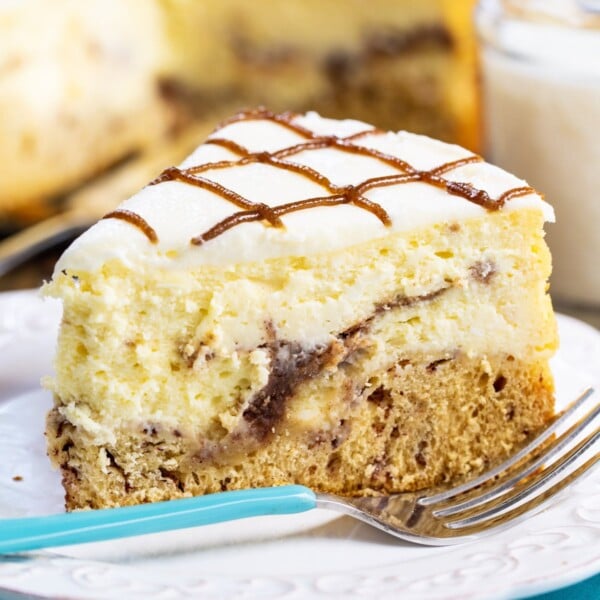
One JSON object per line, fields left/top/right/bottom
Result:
{"left": 44, "top": 110, "right": 557, "bottom": 510}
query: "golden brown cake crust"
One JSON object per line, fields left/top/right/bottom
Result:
{"left": 47, "top": 353, "right": 553, "bottom": 510}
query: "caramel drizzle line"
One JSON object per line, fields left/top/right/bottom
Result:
{"left": 151, "top": 166, "right": 283, "bottom": 228}
{"left": 215, "top": 107, "right": 321, "bottom": 140}
{"left": 197, "top": 144, "right": 336, "bottom": 191}
{"left": 106, "top": 108, "right": 536, "bottom": 244}
{"left": 497, "top": 186, "right": 538, "bottom": 205}
{"left": 101, "top": 209, "right": 158, "bottom": 244}
{"left": 192, "top": 194, "right": 349, "bottom": 245}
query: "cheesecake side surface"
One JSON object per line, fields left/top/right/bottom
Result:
{"left": 44, "top": 110, "right": 557, "bottom": 509}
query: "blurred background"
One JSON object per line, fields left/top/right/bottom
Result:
{"left": 0, "top": 0, "right": 597, "bottom": 327}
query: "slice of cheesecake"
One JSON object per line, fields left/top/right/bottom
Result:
{"left": 44, "top": 109, "right": 557, "bottom": 510}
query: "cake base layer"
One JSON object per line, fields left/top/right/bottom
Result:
{"left": 48, "top": 353, "right": 553, "bottom": 510}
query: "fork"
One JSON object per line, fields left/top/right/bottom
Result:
{"left": 0, "top": 388, "right": 597, "bottom": 553}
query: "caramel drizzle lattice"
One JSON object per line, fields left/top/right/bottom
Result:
{"left": 102, "top": 109, "right": 535, "bottom": 245}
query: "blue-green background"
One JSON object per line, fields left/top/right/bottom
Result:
{"left": 526, "top": 573, "right": 599, "bottom": 599}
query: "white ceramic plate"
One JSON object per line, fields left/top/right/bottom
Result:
{"left": 0, "top": 290, "right": 599, "bottom": 600}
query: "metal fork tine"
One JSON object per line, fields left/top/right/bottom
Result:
{"left": 419, "top": 387, "right": 595, "bottom": 506}
{"left": 445, "top": 426, "right": 600, "bottom": 530}
{"left": 433, "top": 398, "right": 600, "bottom": 517}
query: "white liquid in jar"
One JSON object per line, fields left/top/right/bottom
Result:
{"left": 480, "top": 12, "right": 600, "bottom": 306}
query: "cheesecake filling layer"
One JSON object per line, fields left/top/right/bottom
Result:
{"left": 45, "top": 208, "right": 556, "bottom": 448}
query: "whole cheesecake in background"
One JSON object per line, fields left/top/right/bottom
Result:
{"left": 0, "top": 0, "right": 478, "bottom": 230}
{"left": 165, "top": 0, "right": 479, "bottom": 148}
{"left": 44, "top": 109, "right": 557, "bottom": 510}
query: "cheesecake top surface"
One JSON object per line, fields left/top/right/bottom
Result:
{"left": 55, "top": 109, "right": 554, "bottom": 273}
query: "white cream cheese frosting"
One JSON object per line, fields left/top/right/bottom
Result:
{"left": 54, "top": 110, "right": 554, "bottom": 274}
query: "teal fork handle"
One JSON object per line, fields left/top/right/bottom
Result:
{"left": 0, "top": 485, "right": 317, "bottom": 554}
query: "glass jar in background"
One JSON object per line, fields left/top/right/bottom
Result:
{"left": 476, "top": 0, "right": 600, "bottom": 308}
